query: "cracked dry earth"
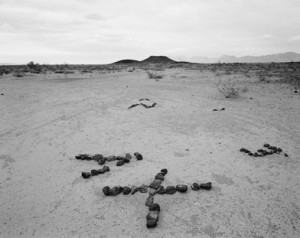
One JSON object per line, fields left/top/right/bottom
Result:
{"left": 0, "top": 68, "right": 300, "bottom": 237}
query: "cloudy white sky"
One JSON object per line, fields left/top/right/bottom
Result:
{"left": 0, "top": 0, "right": 299, "bottom": 64}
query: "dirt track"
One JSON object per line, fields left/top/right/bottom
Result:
{"left": 1, "top": 68, "right": 300, "bottom": 237}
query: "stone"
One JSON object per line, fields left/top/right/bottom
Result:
{"left": 146, "top": 211, "right": 159, "bottom": 221}
{"left": 123, "top": 158, "right": 130, "bottom": 163}
{"left": 155, "top": 173, "right": 165, "bottom": 181}
{"left": 160, "top": 169, "right": 168, "bottom": 175}
{"left": 91, "top": 169, "right": 99, "bottom": 176}
{"left": 240, "top": 148, "right": 246, "bottom": 152}
{"left": 248, "top": 153, "right": 253, "bottom": 156}
{"left": 134, "top": 152, "right": 143, "bottom": 160}
{"left": 123, "top": 186, "right": 131, "bottom": 195}
{"left": 284, "top": 153, "right": 289, "bottom": 157}
{"left": 176, "top": 185, "right": 188, "bottom": 193}
{"left": 200, "top": 182, "right": 212, "bottom": 190}
{"left": 92, "top": 154, "right": 103, "bottom": 162}
{"left": 131, "top": 186, "right": 139, "bottom": 195}
{"left": 165, "top": 186, "right": 176, "bottom": 194}
{"left": 148, "top": 188, "right": 156, "bottom": 196}
{"left": 145, "top": 195, "right": 154, "bottom": 206}
{"left": 191, "top": 183, "right": 200, "bottom": 191}
{"left": 116, "top": 160, "right": 125, "bottom": 166}
{"left": 277, "top": 148, "right": 282, "bottom": 153}
{"left": 109, "top": 186, "right": 121, "bottom": 196}
{"left": 128, "top": 103, "right": 140, "bottom": 109}
{"left": 139, "top": 184, "right": 148, "bottom": 193}
{"left": 125, "top": 153, "right": 132, "bottom": 160}
{"left": 149, "top": 179, "right": 162, "bottom": 190}
{"left": 106, "top": 155, "right": 116, "bottom": 162}
{"left": 146, "top": 219, "right": 157, "bottom": 228}
{"left": 116, "top": 156, "right": 126, "bottom": 161}
{"left": 98, "top": 166, "right": 110, "bottom": 174}
{"left": 102, "top": 186, "right": 110, "bottom": 196}
{"left": 81, "top": 172, "right": 91, "bottom": 179}
{"left": 98, "top": 159, "right": 106, "bottom": 165}
{"left": 156, "top": 186, "right": 165, "bottom": 195}
{"left": 149, "top": 203, "right": 160, "bottom": 212}
{"left": 263, "top": 144, "right": 270, "bottom": 148}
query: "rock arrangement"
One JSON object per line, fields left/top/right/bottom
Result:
{"left": 76, "top": 152, "right": 143, "bottom": 179}
{"left": 102, "top": 168, "right": 212, "bottom": 229}
{"left": 240, "top": 144, "right": 289, "bottom": 157}
{"left": 128, "top": 99, "right": 157, "bottom": 109}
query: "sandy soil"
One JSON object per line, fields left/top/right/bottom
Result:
{"left": 0, "top": 68, "right": 300, "bottom": 238}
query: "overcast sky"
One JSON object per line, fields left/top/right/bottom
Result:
{"left": 0, "top": 0, "right": 299, "bottom": 64}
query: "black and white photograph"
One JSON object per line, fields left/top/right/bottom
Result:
{"left": 0, "top": 0, "right": 300, "bottom": 237}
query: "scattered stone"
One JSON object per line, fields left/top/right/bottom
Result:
{"left": 176, "top": 185, "right": 188, "bottom": 193}
{"left": 116, "top": 156, "right": 126, "bottom": 161}
{"left": 165, "top": 186, "right": 176, "bottom": 194}
{"left": 284, "top": 153, "right": 289, "bottom": 157}
{"left": 191, "top": 183, "right": 200, "bottom": 191}
{"left": 106, "top": 155, "right": 116, "bottom": 162}
{"left": 148, "top": 188, "right": 156, "bottom": 196}
{"left": 149, "top": 203, "right": 160, "bottom": 212}
{"left": 98, "top": 159, "right": 106, "bottom": 165}
{"left": 131, "top": 185, "right": 139, "bottom": 195}
{"left": 81, "top": 172, "right": 91, "bottom": 179}
{"left": 123, "top": 186, "right": 131, "bottom": 195}
{"left": 116, "top": 160, "right": 125, "bottom": 166}
{"left": 145, "top": 195, "right": 154, "bottom": 206}
{"left": 125, "top": 153, "right": 132, "bottom": 160}
{"left": 155, "top": 173, "right": 165, "bottom": 181}
{"left": 160, "top": 169, "right": 168, "bottom": 175}
{"left": 139, "top": 184, "right": 148, "bottom": 193}
{"left": 200, "top": 182, "right": 212, "bottom": 190}
{"left": 91, "top": 169, "right": 99, "bottom": 176}
{"left": 156, "top": 186, "right": 165, "bottom": 195}
{"left": 149, "top": 179, "right": 162, "bottom": 190}
{"left": 128, "top": 103, "right": 140, "bottom": 109}
{"left": 109, "top": 186, "right": 122, "bottom": 196}
{"left": 99, "top": 166, "right": 110, "bottom": 173}
{"left": 146, "top": 219, "right": 157, "bottom": 228}
{"left": 146, "top": 211, "right": 159, "bottom": 221}
{"left": 92, "top": 154, "right": 103, "bottom": 162}
{"left": 123, "top": 158, "right": 130, "bottom": 163}
{"left": 102, "top": 186, "right": 110, "bottom": 196}
{"left": 134, "top": 152, "right": 143, "bottom": 160}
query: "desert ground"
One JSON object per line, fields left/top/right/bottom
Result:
{"left": 0, "top": 63, "right": 300, "bottom": 237}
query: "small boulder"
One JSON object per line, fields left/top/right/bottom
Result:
{"left": 91, "top": 169, "right": 99, "bottom": 176}
{"left": 131, "top": 186, "right": 139, "bottom": 195}
{"left": 116, "top": 160, "right": 125, "bottom": 166}
{"left": 125, "top": 153, "right": 132, "bottom": 160}
{"left": 106, "top": 155, "right": 116, "bottom": 162}
{"left": 200, "top": 182, "right": 212, "bottom": 190}
{"left": 116, "top": 156, "right": 126, "bottom": 161}
{"left": 145, "top": 195, "right": 154, "bottom": 206}
{"left": 139, "top": 184, "right": 148, "bottom": 193}
{"left": 102, "top": 186, "right": 110, "bottom": 196}
{"left": 134, "top": 152, "right": 143, "bottom": 160}
{"left": 165, "top": 186, "right": 176, "bottom": 194}
{"left": 146, "top": 211, "right": 159, "bottom": 221}
{"left": 160, "top": 168, "right": 168, "bottom": 175}
{"left": 109, "top": 186, "right": 121, "bottom": 196}
{"left": 148, "top": 188, "right": 156, "bottom": 196}
{"left": 191, "top": 183, "right": 200, "bottom": 191}
{"left": 123, "top": 158, "right": 130, "bottom": 163}
{"left": 155, "top": 173, "right": 165, "bottom": 181}
{"left": 263, "top": 144, "right": 270, "bottom": 148}
{"left": 81, "top": 172, "right": 91, "bottom": 179}
{"left": 149, "top": 179, "right": 162, "bottom": 190}
{"left": 92, "top": 154, "right": 103, "bottom": 162}
{"left": 123, "top": 186, "right": 132, "bottom": 195}
{"left": 146, "top": 219, "right": 157, "bottom": 228}
{"left": 156, "top": 186, "right": 165, "bottom": 195}
{"left": 176, "top": 185, "right": 188, "bottom": 193}
{"left": 149, "top": 203, "right": 160, "bottom": 212}
{"left": 98, "top": 159, "right": 106, "bottom": 165}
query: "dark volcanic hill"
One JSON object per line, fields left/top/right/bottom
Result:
{"left": 141, "top": 56, "right": 176, "bottom": 64}
{"left": 113, "top": 59, "right": 140, "bottom": 64}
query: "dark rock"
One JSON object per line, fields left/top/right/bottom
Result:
{"left": 116, "top": 160, "right": 125, "bottom": 166}
{"left": 146, "top": 219, "right": 157, "bottom": 228}
{"left": 125, "top": 153, "right": 132, "bottom": 160}
{"left": 160, "top": 169, "right": 168, "bottom": 175}
{"left": 81, "top": 172, "right": 91, "bottom": 179}
{"left": 165, "top": 186, "right": 176, "bottom": 194}
{"left": 146, "top": 211, "right": 159, "bottom": 221}
{"left": 263, "top": 144, "right": 270, "bottom": 148}
{"left": 149, "top": 203, "right": 160, "bottom": 212}
{"left": 277, "top": 148, "right": 282, "bottom": 153}
{"left": 91, "top": 169, "right": 99, "bottom": 176}
{"left": 248, "top": 152, "right": 253, "bottom": 156}
{"left": 98, "top": 159, "right": 106, "bottom": 165}
{"left": 134, "top": 152, "right": 143, "bottom": 160}
{"left": 156, "top": 186, "right": 165, "bottom": 195}
{"left": 254, "top": 153, "right": 258, "bottom": 157}
{"left": 148, "top": 188, "right": 156, "bottom": 196}
{"left": 118, "top": 186, "right": 123, "bottom": 193}
{"left": 123, "top": 158, "right": 130, "bottom": 163}
{"left": 116, "top": 156, "right": 126, "bottom": 161}
{"left": 92, "top": 154, "right": 103, "bottom": 162}
{"left": 212, "top": 109, "right": 218, "bottom": 111}
{"left": 102, "top": 186, "right": 110, "bottom": 196}
{"left": 257, "top": 149, "right": 263, "bottom": 153}
{"left": 106, "top": 155, "right": 116, "bottom": 162}
{"left": 284, "top": 153, "right": 289, "bottom": 157}
{"left": 128, "top": 103, "right": 140, "bottom": 109}
{"left": 139, "top": 184, "right": 148, "bottom": 193}
{"left": 240, "top": 148, "right": 246, "bottom": 152}
{"left": 200, "top": 182, "right": 212, "bottom": 190}
{"left": 155, "top": 173, "right": 165, "bottom": 181}
{"left": 221, "top": 108, "right": 225, "bottom": 110}
{"left": 131, "top": 185, "right": 139, "bottom": 195}
{"left": 191, "top": 183, "right": 200, "bottom": 191}
{"left": 98, "top": 166, "right": 110, "bottom": 174}
{"left": 149, "top": 179, "right": 162, "bottom": 190}
{"left": 145, "top": 195, "right": 154, "bottom": 206}
{"left": 176, "top": 185, "right": 188, "bottom": 193}
{"left": 123, "top": 186, "right": 132, "bottom": 195}
{"left": 109, "top": 186, "right": 121, "bottom": 196}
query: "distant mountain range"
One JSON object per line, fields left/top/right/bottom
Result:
{"left": 113, "top": 56, "right": 176, "bottom": 64}
{"left": 178, "top": 52, "right": 300, "bottom": 63}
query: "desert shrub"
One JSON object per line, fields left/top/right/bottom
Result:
{"left": 217, "top": 77, "right": 247, "bottom": 98}
{"left": 147, "top": 71, "right": 163, "bottom": 79}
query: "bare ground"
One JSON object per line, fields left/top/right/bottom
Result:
{"left": 0, "top": 68, "right": 300, "bottom": 237}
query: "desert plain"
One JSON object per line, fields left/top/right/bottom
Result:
{"left": 0, "top": 62, "right": 300, "bottom": 237}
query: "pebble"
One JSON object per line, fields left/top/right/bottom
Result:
{"left": 106, "top": 155, "right": 116, "bottom": 162}
{"left": 191, "top": 183, "right": 200, "bottom": 191}
{"left": 139, "top": 184, "right": 148, "bottom": 193}
{"left": 109, "top": 186, "right": 121, "bottom": 196}
{"left": 91, "top": 169, "right": 99, "bottom": 176}
{"left": 123, "top": 186, "right": 132, "bottom": 195}
{"left": 160, "top": 169, "right": 168, "bottom": 175}
{"left": 102, "top": 186, "right": 110, "bottom": 196}
{"left": 146, "top": 211, "right": 159, "bottom": 221}
{"left": 131, "top": 186, "right": 139, "bottom": 195}
{"left": 148, "top": 188, "right": 156, "bottom": 196}
{"left": 146, "top": 219, "right": 157, "bottom": 228}
{"left": 200, "top": 182, "right": 212, "bottom": 190}
{"left": 98, "top": 159, "right": 106, "bottom": 165}
{"left": 92, "top": 154, "right": 103, "bottom": 162}
{"left": 156, "top": 186, "right": 165, "bottom": 195}
{"left": 165, "top": 186, "right": 176, "bottom": 194}
{"left": 149, "top": 179, "right": 162, "bottom": 190}
{"left": 134, "top": 152, "right": 143, "bottom": 160}
{"left": 116, "top": 160, "right": 125, "bottom": 166}
{"left": 155, "top": 173, "right": 165, "bottom": 181}
{"left": 149, "top": 203, "right": 160, "bottom": 212}
{"left": 123, "top": 158, "right": 130, "bottom": 163}
{"left": 145, "top": 195, "right": 154, "bottom": 206}
{"left": 125, "top": 153, "right": 132, "bottom": 160}
{"left": 116, "top": 156, "right": 126, "bottom": 161}
{"left": 176, "top": 185, "right": 188, "bottom": 193}
{"left": 81, "top": 172, "right": 91, "bottom": 179}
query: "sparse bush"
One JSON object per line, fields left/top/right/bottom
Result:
{"left": 147, "top": 71, "right": 163, "bottom": 79}
{"left": 217, "top": 77, "right": 247, "bottom": 98}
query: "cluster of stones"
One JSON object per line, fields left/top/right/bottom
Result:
{"left": 128, "top": 98, "right": 157, "bottom": 109}
{"left": 76, "top": 152, "right": 143, "bottom": 179}
{"left": 240, "top": 144, "right": 288, "bottom": 157}
{"left": 102, "top": 168, "right": 213, "bottom": 229}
